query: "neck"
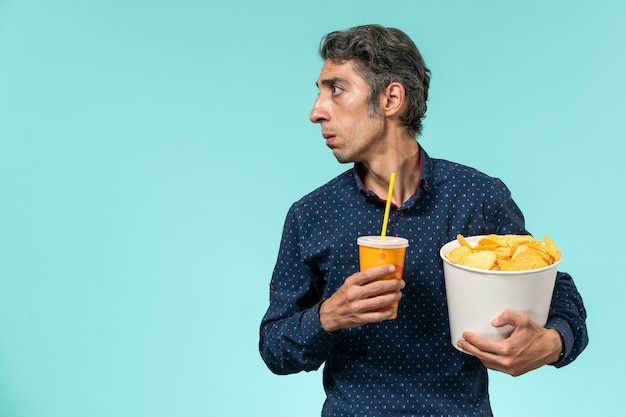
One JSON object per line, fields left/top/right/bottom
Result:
{"left": 359, "top": 140, "right": 421, "bottom": 207}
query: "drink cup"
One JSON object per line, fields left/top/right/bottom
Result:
{"left": 357, "top": 236, "right": 409, "bottom": 319}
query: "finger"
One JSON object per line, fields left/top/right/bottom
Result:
{"left": 357, "top": 289, "right": 403, "bottom": 313}
{"left": 457, "top": 337, "right": 489, "bottom": 357}
{"left": 493, "top": 311, "right": 540, "bottom": 331}
{"left": 374, "top": 305, "right": 399, "bottom": 320}
{"left": 457, "top": 339, "right": 510, "bottom": 374}
{"left": 358, "top": 303, "right": 399, "bottom": 321}
{"left": 360, "top": 277, "right": 405, "bottom": 299}
{"left": 492, "top": 310, "right": 523, "bottom": 328}
{"left": 344, "top": 311, "right": 396, "bottom": 327}
{"left": 350, "top": 264, "right": 397, "bottom": 285}
{"left": 346, "top": 264, "right": 396, "bottom": 286}
{"left": 459, "top": 332, "right": 504, "bottom": 356}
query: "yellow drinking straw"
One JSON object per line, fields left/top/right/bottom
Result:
{"left": 380, "top": 172, "right": 396, "bottom": 238}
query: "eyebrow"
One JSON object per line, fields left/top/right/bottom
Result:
{"left": 316, "top": 77, "right": 350, "bottom": 88}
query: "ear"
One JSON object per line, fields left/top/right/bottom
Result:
{"left": 382, "top": 82, "right": 406, "bottom": 117}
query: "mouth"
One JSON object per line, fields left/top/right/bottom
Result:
{"left": 323, "top": 132, "right": 337, "bottom": 147}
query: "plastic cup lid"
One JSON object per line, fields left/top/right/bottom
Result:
{"left": 357, "top": 235, "right": 409, "bottom": 248}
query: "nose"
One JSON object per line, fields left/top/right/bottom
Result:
{"left": 309, "top": 95, "right": 329, "bottom": 124}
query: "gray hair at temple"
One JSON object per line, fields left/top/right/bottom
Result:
{"left": 319, "top": 24, "right": 431, "bottom": 138}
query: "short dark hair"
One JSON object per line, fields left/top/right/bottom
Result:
{"left": 319, "top": 24, "right": 431, "bottom": 137}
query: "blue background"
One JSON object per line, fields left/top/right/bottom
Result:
{"left": 1, "top": 1, "right": 623, "bottom": 416}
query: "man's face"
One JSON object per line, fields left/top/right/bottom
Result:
{"left": 310, "top": 60, "right": 385, "bottom": 164}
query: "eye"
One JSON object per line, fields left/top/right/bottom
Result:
{"left": 331, "top": 85, "right": 344, "bottom": 95}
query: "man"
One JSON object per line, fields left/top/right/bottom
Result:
{"left": 259, "top": 24, "right": 588, "bottom": 416}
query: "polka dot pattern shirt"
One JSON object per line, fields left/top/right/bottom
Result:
{"left": 260, "top": 147, "right": 588, "bottom": 417}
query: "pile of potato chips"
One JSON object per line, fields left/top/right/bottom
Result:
{"left": 445, "top": 234, "right": 561, "bottom": 271}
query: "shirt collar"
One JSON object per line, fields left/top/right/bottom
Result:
{"left": 352, "top": 145, "right": 433, "bottom": 209}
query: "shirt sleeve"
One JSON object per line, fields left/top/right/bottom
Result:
{"left": 259, "top": 204, "right": 337, "bottom": 375}
{"left": 545, "top": 271, "right": 589, "bottom": 367}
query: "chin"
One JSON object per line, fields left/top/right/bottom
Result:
{"left": 332, "top": 153, "right": 353, "bottom": 164}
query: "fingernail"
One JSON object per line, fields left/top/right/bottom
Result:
{"left": 388, "top": 265, "right": 396, "bottom": 273}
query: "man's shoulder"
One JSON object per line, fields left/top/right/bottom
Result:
{"left": 296, "top": 169, "right": 355, "bottom": 204}
{"left": 431, "top": 156, "right": 484, "bottom": 176}
{"left": 292, "top": 168, "right": 355, "bottom": 207}
{"left": 429, "top": 156, "right": 504, "bottom": 187}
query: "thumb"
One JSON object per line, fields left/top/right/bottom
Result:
{"left": 492, "top": 310, "right": 522, "bottom": 328}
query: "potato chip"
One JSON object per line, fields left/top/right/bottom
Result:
{"left": 505, "top": 235, "right": 535, "bottom": 247}
{"left": 499, "top": 245, "right": 548, "bottom": 271}
{"left": 492, "top": 246, "right": 513, "bottom": 259}
{"left": 462, "top": 250, "right": 497, "bottom": 270}
{"left": 544, "top": 235, "right": 561, "bottom": 262}
{"left": 445, "top": 234, "right": 561, "bottom": 271}
{"left": 524, "top": 242, "right": 552, "bottom": 264}
{"left": 446, "top": 245, "right": 472, "bottom": 264}
{"left": 476, "top": 235, "right": 502, "bottom": 246}
{"left": 456, "top": 234, "right": 472, "bottom": 249}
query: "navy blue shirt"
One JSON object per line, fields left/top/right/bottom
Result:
{"left": 259, "top": 147, "right": 588, "bottom": 417}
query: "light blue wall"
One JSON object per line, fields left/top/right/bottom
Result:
{"left": 1, "top": 1, "right": 622, "bottom": 416}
